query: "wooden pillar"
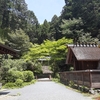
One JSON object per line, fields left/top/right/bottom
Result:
{"left": 89, "top": 70, "right": 92, "bottom": 89}
{"left": 82, "top": 61, "right": 84, "bottom": 70}
{"left": 49, "top": 74, "right": 51, "bottom": 79}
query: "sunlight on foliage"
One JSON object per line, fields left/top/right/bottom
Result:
{"left": 22, "top": 37, "right": 72, "bottom": 76}
{"left": 22, "top": 37, "right": 72, "bottom": 62}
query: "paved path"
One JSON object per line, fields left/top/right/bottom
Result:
{"left": 0, "top": 81, "right": 92, "bottom": 100}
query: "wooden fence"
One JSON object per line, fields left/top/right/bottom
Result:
{"left": 59, "top": 70, "right": 100, "bottom": 89}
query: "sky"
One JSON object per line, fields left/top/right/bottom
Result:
{"left": 25, "top": 0, "right": 65, "bottom": 24}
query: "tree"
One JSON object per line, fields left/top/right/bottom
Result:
{"left": 0, "top": 0, "right": 28, "bottom": 29}
{"left": 22, "top": 38, "right": 73, "bottom": 76}
{"left": 0, "top": 0, "right": 39, "bottom": 44}
{"left": 60, "top": 18, "right": 84, "bottom": 40}
{"left": 61, "top": 0, "right": 73, "bottom": 20}
{"left": 25, "top": 10, "right": 39, "bottom": 43}
{"left": 61, "top": 0, "right": 100, "bottom": 39}
{"left": 40, "top": 20, "right": 50, "bottom": 42}
{"left": 5, "top": 29, "right": 32, "bottom": 56}
{"left": 0, "top": 0, "right": 10, "bottom": 28}
{"left": 78, "top": 33, "right": 99, "bottom": 43}
{"left": 49, "top": 15, "right": 62, "bottom": 40}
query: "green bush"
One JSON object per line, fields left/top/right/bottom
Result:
{"left": 5, "top": 70, "right": 34, "bottom": 83}
{"left": 55, "top": 73, "right": 60, "bottom": 79}
{"left": 31, "top": 80, "right": 36, "bottom": 84}
{"left": 23, "top": 71, "right": 34, "bottom": 82}
{"left": 25, "top": 60, "right": 42, "bottom": 75}
{"left": 15, "top": 79, "right": 23, "bottom": 87}
{"left": 52, "top": 78, "right": 60, "bottom": 83}
{"left": 1, "top": 59, "right": 27, "bottom": 71}
{"left": 6, "top": 71, "right": 24, "bottom": 82}
{"left": 4, "top": 82, "right": 16, "bottom": 88}
{"left": 0, "top": 59, "right": 27, "bottom": 84}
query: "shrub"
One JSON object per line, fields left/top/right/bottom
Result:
{"left": 15, "top": 79, "right": 23, "bottom": 87}
{"left": 1, "top": 59, "right": 27, "bottom": 72}
{"left": 25, "top": 60, "right": 42, "bottom": 75}
{"left": 52, "top": 78, "right": 60, "bottom": 83}
{"left": 23, "top": 71, "right": 34, "bottom": 82}
{"left": 55, "top": 73, "right": 60, "bottom": 79}
{"left": 0, "top": 59, "right": 27, "bottom": 84}
{"left": 6, "top": 71, "right": 24, "bottom": 82}
{"left": 4, "top": 82, "right": 16, "bottom": 89}
{"left": 31, "top": 80, "right": 36, "bottom": 84}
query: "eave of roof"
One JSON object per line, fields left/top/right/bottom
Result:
{"left": 0, "top": 43, "right": 17, "bottom": 55}
{"left": 70, "top": 46, "right": 100, "bottom": 61}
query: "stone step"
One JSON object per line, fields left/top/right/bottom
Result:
{"left": 37, "top": 78, "right": 52, "bottom": 82}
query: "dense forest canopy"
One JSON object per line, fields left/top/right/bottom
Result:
{"left": 61, "top": 0, "right": 100, "bottom": 40}
{"left": 0, "top": 0, "right": 100, "bottom": 57}
{"left": 0, "top": 0, "right": 100, "bottom": 45}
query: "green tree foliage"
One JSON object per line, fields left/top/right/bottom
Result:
{"left": 23, "top": 38, "right": 73, "bottom": 74}
{"left": 6, "top": 70, "right": 24, "bottom": 82}
{"left": 61, "top": 0, "right": 100, "bottom": 39}
{"left": 23, "top": 71, "right": 34, "bottom": 82}
{"left": 49, "top": 15, "right": 61, "bottom": 40}
{"left": 15, "top": 79, "right": 23, "bottom": 87}
{"left": 1, "top": 59, "right": 27, "bottom": 71}
{"left": 79, "top": 33, "right": 99, "bottom": 43}
{"left": 25, "top": 10, "right": 39, "bottom": 43}
{"left": 4, "top": 70, "right": 34, "bottom": 84}
{"left": 60, "top": 18, "right": 83, "bottom": 39}
{"left": 0, "top": 0, "right": 100, "bottom": 44}
{"left": 60, "top": 17, "right": 98, "bottom": 43}
{"left": 0, "top": 59, "right": 26, "bottom": 83}
{"left": 0, "top": 0, "right": 28, "bottom": 29}
{"left": 26, "top": 60, "right": 42, "bottom": 75}
{"left": 5, "top": 29, "right": 32, "bottom": 56}
{"left": 0, "top": 0, "right": 38, "bottom": 43}
{"left": 61, "top": 0, "right": 73, "bottom": 19}
{"left": 0, "top": 59, "right": 35, "bottom": 84}
{"left": 0, "top": 0, "right": 10, "bottom": 28}
{"left": 38, "top": 20, "right": 50, "bottom": 43}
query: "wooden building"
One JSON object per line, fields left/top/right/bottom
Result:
{"left": 59, "top": 43, "right": 100, "bottom": 90}
{"left": 36, "top": 66, "right": 52, "bottom": 79}
{"left": 66, "top": 44, "right": 100, "bottom": 70}
{"left": 0, "top": 43, "right": 18, "bottom": 58}
{"left": 42, "top": 66, "right": 52, "bottom": 79}
{"left": 37, "top": 57, "right": 52, "bottom": 79}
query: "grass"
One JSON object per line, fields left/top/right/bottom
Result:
{"left": 55, "top": 80, "right": 94, "bottom": 98}
{"left": 55, "top": 80, "right": 100, "bottom": 100}
{"left": 2, "top": 79, "right": 37, "bottom": 89}
{"left": 92, "top": 95, "right": 100, "bottom": 100}
{"left": 52, "top": 78, "right": 60, "bottom": 83}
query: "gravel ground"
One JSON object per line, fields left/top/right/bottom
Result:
{"left": 0, "top": 81, "right": 92, "bottom": 100}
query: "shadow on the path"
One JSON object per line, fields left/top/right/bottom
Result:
{"left": 0, "top": 91, "right": 9, "bottom": 95}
